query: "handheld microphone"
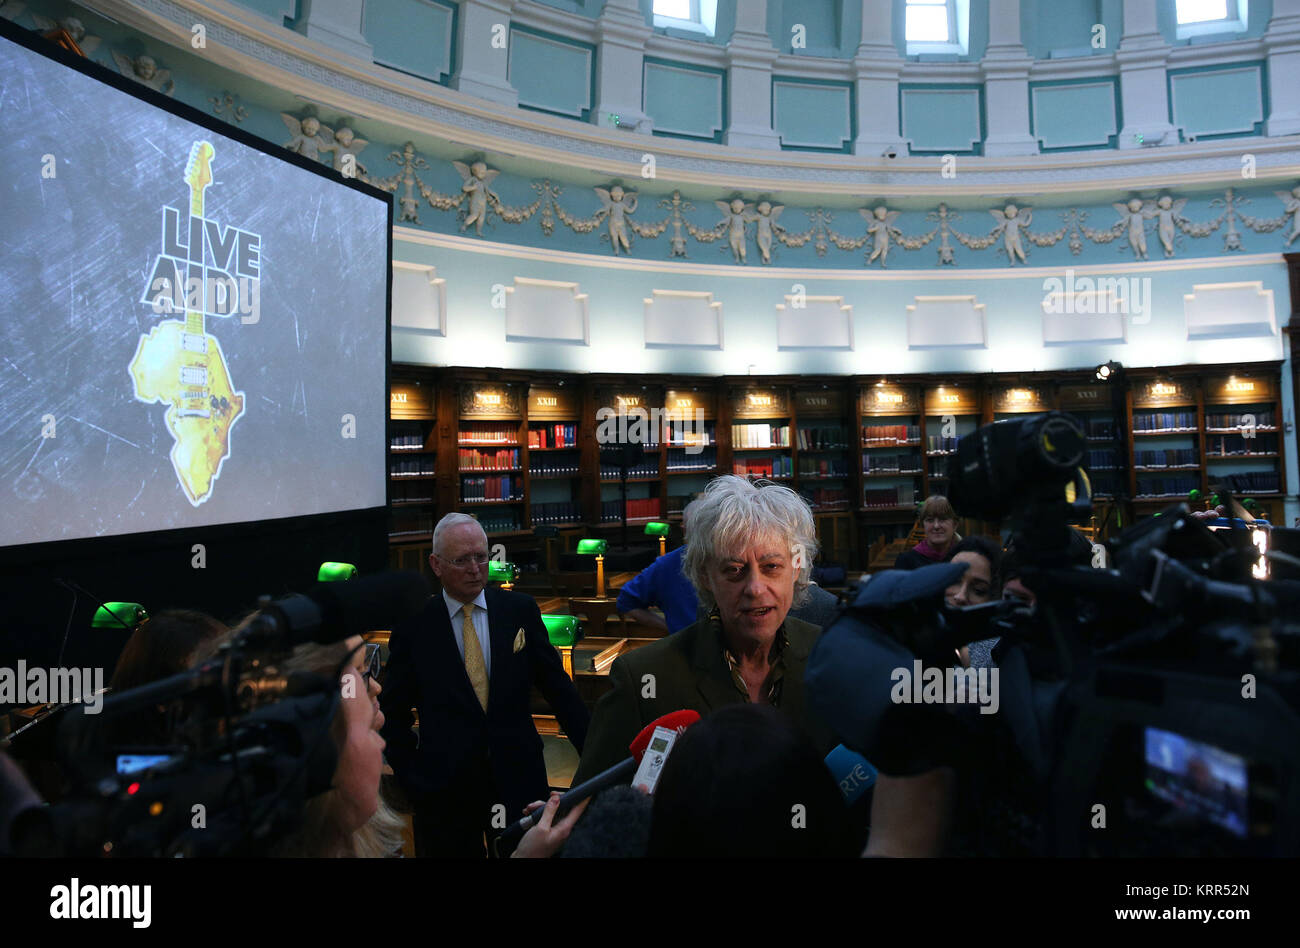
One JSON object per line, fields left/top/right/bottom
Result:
{"left": 496, "top": 709, "right": 700, "bottom": 851}
{"left": 824, "top": 744, "right": 877, "bottom": 806}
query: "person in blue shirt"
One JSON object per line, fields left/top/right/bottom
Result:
{"left": 617, "top": 501, "right": 701, "bottom": 634}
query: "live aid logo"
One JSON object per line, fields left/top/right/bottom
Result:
{"left": 1041, "top": 269, "right": 1152, "bottom": 325}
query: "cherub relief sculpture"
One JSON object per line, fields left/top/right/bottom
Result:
{"left": 1154, "top": 195, "right": 1188, "bottom": 257}
{"left": 111, "top": 52, "right": 174, "bottom": 96}
{"left": 716, "top": 198, "right": 755, "bottom": 264}
{"left": 753, "top": 201, "right": 784, "bottom": 264}
{"left": 281, "top": 114, "right": 330, "bottom": 162}
{"left": 30, "top": 14, "right": 101, "bottom": 54}
{"left": 320, "top": 126, "right": 369, "bottom": 176}
{"left": 861, "top": 206, "right": 901, "bottom": 268}
{"left": 454, "top": 160, "right": 501, "bottom": 236}
{"left": 595, "top": 185, "right": 638, "bottom": 254}
{"left": 1276, "top": 186, "right": 1300, "bottom": 248}
{"left": 990, "top": 204, "right": 1031, "bottom": 265}
{"left": 1114, "top": 198, "right": 1156, "bottom": 259}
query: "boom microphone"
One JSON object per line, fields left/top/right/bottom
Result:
{"left": 496, "top": 709, "right": 700, "bottom": 852}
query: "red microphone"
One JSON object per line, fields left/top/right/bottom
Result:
{"left": 496, "top": 710, "right": 700, "bottom": 850}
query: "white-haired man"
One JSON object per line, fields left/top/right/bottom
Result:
{"left": 381, "top": 513, "right": 589, "bottom": 857}
{"left": 573, "top": 476, "right": 835, "bottom": 784}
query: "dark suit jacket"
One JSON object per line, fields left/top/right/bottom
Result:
{"left": 380, "top": 586, "right": 590, "bottom": 820}
{"left": 571, "top": 616, "right": 834, "bottom": 785}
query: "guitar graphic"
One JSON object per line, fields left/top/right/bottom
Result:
{"left": 129, "top": 141, "right": 245, "bottom": 506}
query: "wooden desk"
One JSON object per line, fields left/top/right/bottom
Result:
{"left": 571, "top": 635, "right": 659, "bottom": 709}
{"left": 607, "top": 571, "right": 638, "bottom": 592}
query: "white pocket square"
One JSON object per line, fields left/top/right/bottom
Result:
{"left": 513, "top": 628, "right": 526, "bottom": 653}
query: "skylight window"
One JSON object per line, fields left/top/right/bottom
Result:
{"left": 906, "top": 0, "right": 954, "bottom": 43}
{"left": 652, "top": 0, "right": 716, "bottom": 38}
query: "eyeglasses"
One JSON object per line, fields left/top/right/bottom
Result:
{"left": 439, "top": 552, "right": 489, "bottom": 569}
{"left": 362, "top": 643, "right": 382, "bottom": 684}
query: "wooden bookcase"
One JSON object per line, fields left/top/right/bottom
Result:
{"left": 664, "top": 386, "right": 718, "bottom": 520}
{"left": 386, "top": 362, "right": 1293, "bottom": 570}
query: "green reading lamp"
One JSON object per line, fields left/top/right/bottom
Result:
{"left": 318, "top": 562, "right": 358, "bottom": 582}
{"left": 645, "top": 521, "right": 670, "bottom": 556}
{"left": 92, "top": 602, "right": 149, "bottom": 631}
{"left": 488, "top": 560, "right": 519, "bottom": 590}
{"left": 541, "top": 613, "right": 580, "bottom": 648}
{"left": 577, "top": 537, "right": 609, "bottom": 598}
{"left": 1188, "top": 488, "right": 1203, "bottom": 509}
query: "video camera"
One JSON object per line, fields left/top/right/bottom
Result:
{"left": 9, "top": 571, "right": 427, "bottom": 857}
{"left": 809, "top": 411, "right": 1300, "bottom": 856}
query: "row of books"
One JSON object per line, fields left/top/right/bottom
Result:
{"left": 1085, "top": 449, "right": 1119, "bottom": 470}
{"left": 1205, "top": 433, "right": 1279, "bottom": 456}
{"left": 863, "top": 424, "right": 921, "bottom": 446}
{"left": 733, "top": 424, "right": 792, "bottom": 448}
{"left": 801, "top": 487, "right": 851, "bottom": 510}
{"left": 798, "top": 458, "right": 851, "bottom": 477}
{"left": 926, "top": 435, "right": 959, "bottom": 454}
{"left": 863, "top": 484, "right": 917, "bottom": 508}
{"left": 389, "top": 432, "right": 428, "bottom": 450}
{"left": 458, "top": 448, "right": 520, "bottom": 470}
{"left": 667, "top": 448, "right": 717, "bottom": 471}
{"left": 862, "top": 453, "right": 923, "bottom": 474}
{"left": 665, "top": 421, "right": 715, "bottom": 446}
{"left": 531, "top": 458, "right": 581, "bottom": 476}
{"left": 391, "top": 483, "right": 433, "bottom": 503}
{"left": 1134, "top": 474, "right": 1199, "bottom": 497}
{"left": 1133, "top": 412, "right": 1196, "bottom": 432}
{"left": 734, "top": 457, "right": 793, "bottom": 478}
{"left": 1206, "top": 410, "right": 1275, "bottom": 429}
{"left": 1221, "top": 471, "right": 1280, "bottom": 493}
{"left": 1089, "top": 473, "right": 1119, "bottom": 497}
{"left": 458, "top": 424, "right": 518, "bottom": 445}
{"left": 601, "top": 498, "right": 663, "bottom": 521}
{"left": 1134, "top": 448, "right": 1199, "bottom": 469}
{"left": 389, "top": 511, "right": 435, "bottom": 538}
{"left": 600, "top": 462, "right": 660, "bottom": 479}
{"left": 476, "top": 514, "right": 521, "bottom": 533}
{"left": 1083, "top": 417, "right": 1117, "bottom": 440}
{"left": 531, "top": 502, "right": 581, "bottom": 525}
{"left": 390, "top": 458, "right": 435, "bottom": 477}
{"left": 796, "top": 427, "right": 849, "bottom": 451}
{"left": 460, "top": 476, "right": 522, "bottom": 502}
{"left": 528, "top": 424, "right": 578, "bottom": 449}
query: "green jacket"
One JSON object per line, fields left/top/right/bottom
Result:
{"left": 570, "top": 616, "right": 836, "bottom": 785}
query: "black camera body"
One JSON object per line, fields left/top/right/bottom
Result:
{"left": 810, "top": 412, "right": 1300, "bottom": 856}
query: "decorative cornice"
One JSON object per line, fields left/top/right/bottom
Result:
{"left": 393, "top": 226, "right": 1286, "bottom": 281}
{"left": 75, "top": 0, "right": 1300, "bottom": 197}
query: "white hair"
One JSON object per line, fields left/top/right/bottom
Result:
{"left": 432, "top": 512, "right": 486, "bottom": 556}
{"left": 683, "top": 475, "right": 818, "bottom": 613}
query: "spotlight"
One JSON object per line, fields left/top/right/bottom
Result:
{"left": 1095, "top": 360, "right": 1122, "bottom": 382}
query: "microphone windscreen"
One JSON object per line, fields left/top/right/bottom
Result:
{"left": 629, "top": 709, "right": 701, "bottom": 761}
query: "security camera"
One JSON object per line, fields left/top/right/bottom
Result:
{"left": 882, "top": 147, "right": 898, "bottom": 159}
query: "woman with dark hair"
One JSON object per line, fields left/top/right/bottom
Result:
{"left": 648, "top": 703, "right": 856, "bottom": 857}
{"left": 943, "top": 536, "right": 1002, "bottom": 668}
{"left": 107, "top": 609, "right": 231, "bottom": 746}
{"left": 109, "top": 608, "right": 229, "bottom": 693}
{"left": 895, "top": 495, "right": 961, "bottom": 570}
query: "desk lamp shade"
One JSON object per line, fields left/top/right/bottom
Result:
{"left": 318, "top": 562, "right": 358, "bottom": 582}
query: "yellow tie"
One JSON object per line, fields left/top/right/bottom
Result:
{"left": 462, "top": 604, "right": 489, "bottom": 712}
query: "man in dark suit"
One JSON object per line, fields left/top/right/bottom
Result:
{"left": 380, "top": 513, "right": 589, "bottom": 857}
